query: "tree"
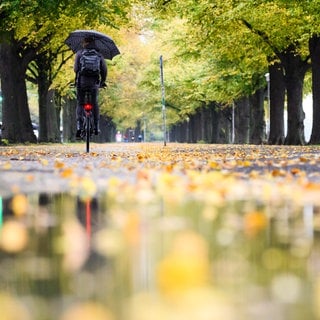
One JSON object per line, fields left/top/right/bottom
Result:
{"left": 0, "top": 31, "right": 37, "bottom": 143}
{"left": 100, "top": 29, "right": 161, "bottom": 135}
{"left": 28, "top": 53, "right": 63, "bottom": 142}
{"left": 131, "top": 11, "right": 269, "bottom": 143}
{"left": 140, "top": 0, "right": 320, "bottom": 145}
{"left": 308, "top": 36, "right": 320, "bottom": 144}
{"left": 0, "top": 0, "right": 130, "bottom": 143}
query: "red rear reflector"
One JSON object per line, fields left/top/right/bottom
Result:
{"left": 84, "top": 103, "right": 93, "bottom": 111}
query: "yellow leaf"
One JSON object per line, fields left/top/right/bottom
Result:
{"left": 60, "top": 168, "right": 74, "bottom": 178}
{"left": 110, "top": 154, "right": 118, "bottom": 161}
{"left": 290, "top": 167, "right": 301, "bottom": 175}
{"left": 90, "top": 152, "right": 99, "bottom": 157}
{"left": 271, "top": 169, "right": 286, "bottom": 177}
{"left": 208, "top": 161, "right": 220, "bottom": 169}
{"left": 54, "top": 160, "right": 65, "bottom": 169}
{"left": 164, "top": 164, "right": 174, "bottom": 173}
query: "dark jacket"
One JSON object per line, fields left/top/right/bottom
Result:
{"left": 74, "top": 46, "right": 107, "bottom": 88}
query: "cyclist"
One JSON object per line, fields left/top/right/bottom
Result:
{"left": 74, "top": 37, "right": 107, "bottom": 138}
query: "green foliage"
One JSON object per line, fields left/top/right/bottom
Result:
{"left": 123, "top": 0, "right": 320, "bottom": 130}
{"left": 2, "top": 0, "right": 319, "bottom": 133}
{"left": 99, "top": 30, "right": 159, "bottom": 130}
{"left": 1, "top": 0, "right": 132, "bottom": 90}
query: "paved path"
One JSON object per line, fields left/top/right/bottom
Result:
{"left": 0, "top": 143, "right": 320, "bottom": 199}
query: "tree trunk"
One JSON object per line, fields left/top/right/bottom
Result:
{"left": 189, "top": 114, "right": 197, "bottom": 143}
{"left": 191, "top": 111, "right": 201, "bottom": 142}
{"left": 0, "top": 36, "right": 36, "bottom": 143}
{"left": 279, "top": 47, "right": 309, "bottom": 145}
{"left": 37, "top": 54, "right": 60, "bottom": 143}
{"left": 309, "top": 35, "right": 320, "bottom": 144}
{"left": 234, "top": 97, "right": 250, "bottom": 144}
{"left": 268, "top": 62, "right": 285, "bottom": 145}
{"left": 205, "top": 102, "right": 228, "bottom": 144}
{"left": 170, "top": 118, "right": 192, "bottom": 143}
{"left": 62, "top": 98, "right": 77, "bottom": 142}
{"left": 46, "top": 89, "right": 60, "bottom": 142}
{"left": 38, "top": 77, "right": 49, "bottom": 142}
{"left": 249, "top": 88, "right": 265, "bottom": 144}
{"left": 221, "top": 106, "right": 233, "bottom": 144}
{"left": 185, "top": 119, "right": 191, "bottom": 143}
{"left": 200, "top": 107, "right": 206, "bottom": 142}
{"left": 206, "top": 103, "right": 215, "bottom": 143}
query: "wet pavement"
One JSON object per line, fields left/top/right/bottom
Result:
{"left": 1, "top": 143, "right": 320, "bottom": 319}
{"left": 0, "top": 143, "right": 320, "bottom": 197}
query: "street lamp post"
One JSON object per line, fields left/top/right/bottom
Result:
{"left": 232, "top": 102, "right": 235, "bottom": 144}
{"left": 265, "top": 72, "right": 270, "bottom": 139}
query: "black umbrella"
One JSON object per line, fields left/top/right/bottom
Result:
{"left": 65, "top": 30, "right": 120, "bottom": 60}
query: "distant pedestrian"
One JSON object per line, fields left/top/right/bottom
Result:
{"left": 115, "top": 131, "right": 122, "bottom": 142}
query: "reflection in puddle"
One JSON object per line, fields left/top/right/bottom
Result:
{"left": 0, "top": 193, "right": 319, "bottom": 319}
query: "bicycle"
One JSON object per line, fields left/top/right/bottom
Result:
{"left": 80, "top": 90, "right": 95, "bottom": 153}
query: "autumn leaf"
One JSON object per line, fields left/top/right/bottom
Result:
{"left": 0, "top": 143, "right": 320, "bottom": 208}
{"left": 54, "top": 160, "right": 65, "bottom": 169}
{"left": 60, "top": 168, "right": 74, "bottom": 178}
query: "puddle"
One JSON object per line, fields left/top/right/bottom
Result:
{"left": 0, "top": 192, "right": 319, "bottom": 319}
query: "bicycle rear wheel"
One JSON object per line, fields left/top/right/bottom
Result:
{"left": 86, "top": 115, "right": 90, "bottom": 153}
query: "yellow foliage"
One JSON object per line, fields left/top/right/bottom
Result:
{"left": 156, "top": 231, "right": 210, "bottom": 294}
{"left": 243, "top": 211, "right": 268, "bottom": 237}
{"left": 60, "top": 168, "right": 74, "bottom": 178}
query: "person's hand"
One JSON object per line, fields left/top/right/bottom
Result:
{"left": 100, "top": 82, "right": 107, "bottom": 88}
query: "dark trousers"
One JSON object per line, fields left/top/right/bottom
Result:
{"left": 76, "top": 86, "right": 99, "bottom": 127}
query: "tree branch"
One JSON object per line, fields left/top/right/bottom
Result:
{"left": 240, "top": 19, "right": 280, "bottom": 57}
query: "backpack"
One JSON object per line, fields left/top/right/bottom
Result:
{"left": 79, "top": 49, "right": 100, "bottom": 76}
